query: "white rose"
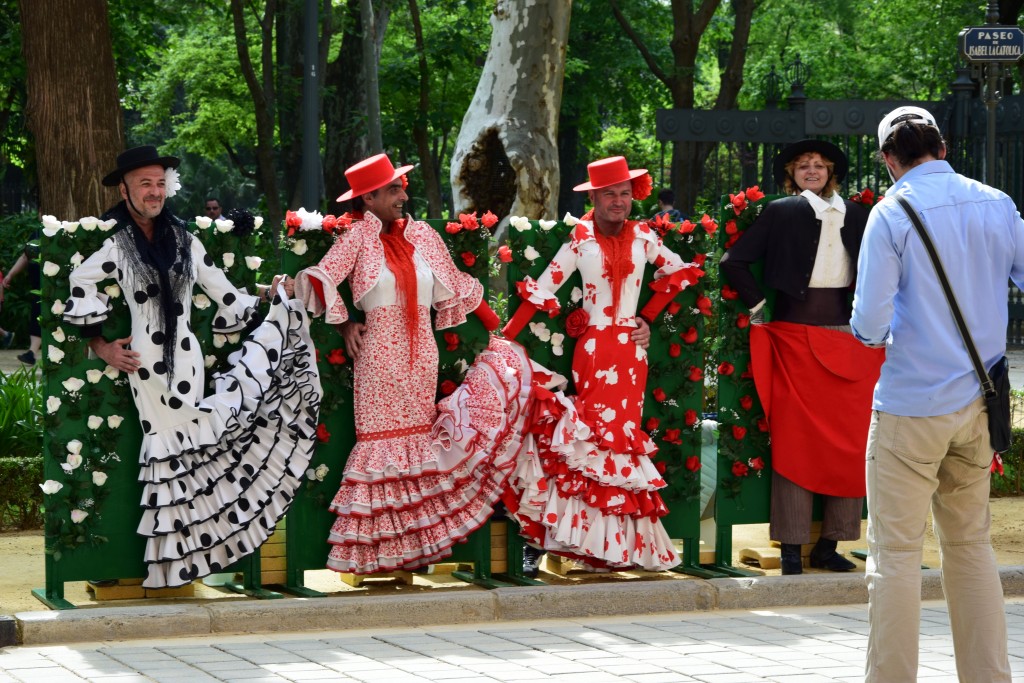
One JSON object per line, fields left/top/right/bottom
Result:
{"left": 65, "top": 453, "right": 83, "bottom": 470}
{"left": 70, "top": 252, "right": 83, "bottom": 267}
{"left": 254, "top": 216, "right": 264, "bottom": 230}
{"left": 62, "top": 221, "right": 79, "bottom": 234}
{"left": 42, "top": 215, "right": 62, "bottom": 237}
{"left": 315, "top": 464, "right": 329, "bottom": 481}
{"left": 79, "top": 216, "right": 99, "bottom": 231}
{"left": 87, "top": 415, "right": 104, "bottom": 430}
{"left": 215, "top": 219, "right": 235, "bottom": 233}
{"left": 70, "top": 509, "right": 89, "bottom": 524}
{"left": 204, "top": 354, "right": 217, "bottom": 368}
{"left": 104, "top": 284, "right": 121, "bottom": 299}
{"left": 552, "top": 345, "right": 564, "bottom": 356}
{"left": 193, "top": 293, "right": 211, "bottom": 310}
{"left": 97, "top": 219, "right": 117, "bottom": 231}
{"left": 46, "top": 396, "right": 62, "bottom": 414}
{"left": 39, "top": 480, "right": 63, "bottom": 495}
{"left": 52, "top": 327, "right": 66, "bottom": 343}
{"left": 195, "top": 216, "right": 213, "bottom": 229}
{"left": 103, "top": 365, "right": 120, "bottom": 381}
{"left": 62, "top": 377, "right": 85, "bottom": 394}
{"left": 91, "top": 471, "right": 108, "bottom": 486}
{"left": 529, "top": 322, "right": 552, "bottom": 342}
{"left": 290, "top": 239, "right": 308, "bottom": 256}
{"left": 523, "top": 245, "right": 541, "bottom": 262}
{"left": 245, "top": 256, "right": 263, "bottom": 271}
{"left": 305, "top": 468, "right": 316, "bottom": 481}
{"left": 538, "top": 219, "right": 557, "bottom": 231}
{"left": 86, "top": 369, "right": 104, "bottom": 384}
{"left": 551, "top": 333, "right": 565, "bottom": 347}
{"left": 107, "top": 415, "right": 124, "bottom": 429}
{"left": 510, "top": 216, "right": 532, "bottom": 232}
{"left": 222, "top": 253, "right": 235, "bottom": 268}
{"left": 570, "top": 287, "right": 583, "bottom": 303}
{"left": 43, "top": 261, "right": 60, "bottom": 277}
{"left": 67, "top": 439, "right": 83, "bottom": 455}
{"left": 213, "top": 334, "right": 226, "bottom": 348}
{"left": 51, "top": 299, "right": 66, "bottom": 315}
{"left": 562, "top": 212, "right": 579, "bottom": 227}
{"left": 48, "top": 346, "right": 65, "bottom": 363}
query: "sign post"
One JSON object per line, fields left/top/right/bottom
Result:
{"left": 958, "top": 3, "right": 1024, "bottom": 184}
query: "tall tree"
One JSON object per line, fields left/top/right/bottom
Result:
{"left": 19, "top": 0, "right": 123, "bottom": 218}
{"left": 406, "top": 0, "right": 443, "bottom": 218}
{"left": 612, "top": 0, "right": 757, "bottom": 213}
{"left": 451, "top": 0, "right": 573, "bottom": 219}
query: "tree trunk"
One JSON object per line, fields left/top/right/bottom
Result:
{"left": 19, "top": 0, "right": 123, "bottom": 219}
{"left": 407, "top": 0, "right": 443, "bottom": 218}
{"left": 450, "top": 0, "right": 572, "bottom": 220}
{"left": 276, "top": 0, "right": 305, "bottom": 209}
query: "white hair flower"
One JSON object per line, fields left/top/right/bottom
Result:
{"left": 70, "top": 509, "right": 89, "bottom": 524}
{"left": 164, "top": 167, "right": 181, "bottom": 198}
{"left": 43, "top": 261, "right": 60, "bottom": 277}
{"left": 297, "top": 208, "right": 324, "bottom": 231}
{"left": 39, "top": 480, "right": 64, "bottom": 495}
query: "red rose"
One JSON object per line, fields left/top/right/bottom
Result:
{"left": 678, "top": 220, "right": 696, "bottom": 234}
{"left": 749, "top": 456, "right": 765, "bottom": 472}
{"left": 645, "top": 417, "right": 660, "bottom": 432}
{"left": 687, "top": 366, "right": 703, "bottom": 382}
{"left": 737, "top": 313, "right": 750, "bottom": 329}
{"left": 459, "top": 212, "right": 480, "bottom": 230}
{"left": 461, "top": 252, "right": 476, "bottom": 267}
{"left": 668, "top": 343, "right": 682, "bottom": 358}
{"left": 497, "top": 245, "right": 513, "bottom": 263}
{"left": 732, "top": 425, "right": 747, "bottom": 440}
{"left": 725, "top": 219, "right": 738, "bottom": 235}
{"left": 758, "top": 417, "right": 770, "bottom": 433}
{"left": 652, "top": 388, "right": 667, "bottom": 402}
{"left": 684, "top": 409, "right": 698, "bottom": 426}
{"left": 445, "top": 221, "right": 462, "bottom": 234}
{"left": 718, "top": 361, "right": 735, "bottom": 376}
{"left": 443, "top": 332, "right": 460, "bottom": 351}
{"left": 700, "top": 214, "right": 718, "bottom": 235}
{"left": 321, "top": 215, "right": 338, "bottom": 233}
{"left": 667, "top": 301, "right": 682, "bottom": 315}
{"left": 327, "top": 348, "right": 347, "bottom": 365}
{"left": 729, "top": 192, "right": 748, "bottom": 215}
{"left": 285, "top": 210, "right": 302, "bottom": 228}
{"left": 316, "top": 423, "right": 331, "bottom": 443}
{"left": 655, "top": 460, "right": 668, "bottom": 474}
{"left": 746, "top": 185, "right": 765, "bottom": 201}
{"left": 663, "top": 428, "right": 682, "bottom": 444}
{"left": 725, "top": 234, "right": 740, "bottom": 249}
{"left": 685, "top": 455, "right": 701, "bottom": 472}
{"left": 681, "top": 327, "right": 698, "bottom": 344}
{"left": 481, "top": 210, "right": 499, "bottom": 228}
{"left": 651, "top": 213, "right": 674, "bottom": 235}
{"left": 732, "top": 461, "right": 749, "bottom": 477}
{"left": 739, "top": 395, "right": 753, "bottom": 411}
{"left": 565, "top": 307, "right": 590, "bottom": 338}
{"left": 697, "top": 295, "right": 713, "bottom": 317}
{"left": 721, "top": 285, "right": 739, "bottom": 300}
{"left": 440, "top": 380, "right": 457, "bottom": 396}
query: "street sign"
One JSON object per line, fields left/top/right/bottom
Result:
{"left": 959, "top": 25, "right": 1024, "bottom": 62}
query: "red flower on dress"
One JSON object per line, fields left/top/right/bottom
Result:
{"left": 749, "top": 456, "right": 765, "bottom": 472}
{"left": 758, "top": 417, "right": 770, "bottom": 432}
{"left": 681, "top": 327, "right": 698, "bottom": 344}
{"left": 565, "top": 307, "right": 590, "bottom": 338}
{"left": 737, "top": 313, "right": 750, "bottom": 329}
{"left": 645, "top": 417, "right": 660, "bottom": 432}
{"left": 481, "top": 210, "right": 499, "bottom": 229}
{"left": 631, "top": 173, "right": 653, "bottom": 201}
{"left": 652, "top": 388, "right": 667, "bottom": 402}
{"left": 668, "top": 343, "right": 682, "bottom": 358}
{"left": 721, "top": 285, "right": 739, "bottom": 301}
{"left": 440, "top": 380, "right": 457, "bottom": 396}
{"left": 687, "top": 366, "right": 703, "bottom": 382}
{"left": 746, "top": 185, "right": 765, "bottom": 202}
{"left": 729, "top": 192, "right": 748, "bottom": 215}
{"left": 718, "top": 361, "right": 735, "bottom": 376}
{"left": 684, "top": 409, "right": 698, "bottom": 426}
{"left": 497, "top": 245, "right": 513, "bottom": 263}
{"left": 732, "top": 461, "right": 749, "bottom": 477}
{"left": 445, "top": 221, "right": 462, "bottom": 234}
{"left": 663, "top": 428, "right": 682, "bottom": 444}
{"left": 686, "top": 455, "right": 701, "bottom": 471}
{"left": 700, "top": 214, "right": 718, "bottom": 235}
{"left": 316, "top": 423, "right": 331, "bottom": 443}
{"left": 732, "top": 425, "right": 747, "bottom": 440}
{"left": 461, "top": 252, "right": 476, "bottom": 267}
{"left": 739, "top": 395, "right": 753, "bottom": 411}
{"left": 443, "top": 332, "right": 460, "bottom": 351}
{"left": 667, "top": 301, "right": 682, "bottom": 315}
{"left": 697, "top": 295, "right": 713, "bottom": 317}
{"left": 327, "top": 348, "right": 347, "bottom": 365}
{"left": 459, "top": 212, "right": 480, "bottom": 230}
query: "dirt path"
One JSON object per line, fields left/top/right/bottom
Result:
{"left": 3, "top": 497, "right": 1021, "bottom": 615}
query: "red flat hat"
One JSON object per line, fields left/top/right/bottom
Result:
{"left": 337, "top": 153, "right": 414, "bottom": 202}
{"left": 573, "top": 156, "right": 647, "bottom": 192}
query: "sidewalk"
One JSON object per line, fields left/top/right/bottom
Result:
{"left": 2, "top": 599, "right": 1022, "bottom": 682}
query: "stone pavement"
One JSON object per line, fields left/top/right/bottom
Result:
{"left": 1, "top": 599, "right": 1022, "bottom": 683}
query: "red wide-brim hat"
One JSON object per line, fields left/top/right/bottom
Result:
{"left": 572, "top": 156, "right": 648, "bottom": 192}
{"left": 337, "top": 153, "right": 415, "bottom": 202}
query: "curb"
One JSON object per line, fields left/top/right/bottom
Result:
{"left": 12, "top": 566, "right": 1024, "bottom": 646}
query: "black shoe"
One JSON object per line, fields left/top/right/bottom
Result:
{"left": 809, "top": 537, "right": 856, "bottom": 572}
{"left": 17, "top": 350, "right": 35, "bottom": 366}
{"left": 522, "top": 545, "right": 545, "bottom": 578}
{"left": 780, "top": 543, "right": 803, "bottom": 575}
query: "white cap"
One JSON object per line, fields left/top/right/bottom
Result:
{"left": 877, "top": 106, "right": 938, "bottom": 148}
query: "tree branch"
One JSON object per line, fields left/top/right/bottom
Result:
{"left": 609, "top": 0, "right": 670, "bottom": 86}
{"left": 221, "top": 142, "right": 257, "bottom": 180}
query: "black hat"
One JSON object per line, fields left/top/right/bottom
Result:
{"left": 102, "top": 145, "right": 180, "bottom": 187}
{"left": 772, "top": 139, "right": 848, "bottom": 187}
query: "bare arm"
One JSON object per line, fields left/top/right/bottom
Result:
{"left": 89, "top": 336, "right": 142, "bottom": 373}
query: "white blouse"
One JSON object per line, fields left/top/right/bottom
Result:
{"left": 357, "top": 251, "right": 442, "bottom": 311}
{"left": 803, "top": 189, "right": 853, "bottom": 289}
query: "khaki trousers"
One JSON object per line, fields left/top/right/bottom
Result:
{"left": 864, "top": 397, "right": 1010, "bottom": 682}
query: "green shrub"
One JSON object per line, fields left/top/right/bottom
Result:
{"left": 992, "top": 426, "right": 1024, "bottom": 497}
{"left": 0, "top": 212, "right": 41, "bottom": 347}
{"left": 0, "top": 367, "right": 42, "bottom": 459}
{"left": 0, "top": 455, "right": 44, "bottom": 529}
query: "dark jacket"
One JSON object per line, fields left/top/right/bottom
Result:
{"left": 719, "top": 195, "right": 869, "bottom": 309}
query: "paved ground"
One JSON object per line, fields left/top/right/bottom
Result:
{"left": 1, "top": 600, "right": 1023, "bottom": 682}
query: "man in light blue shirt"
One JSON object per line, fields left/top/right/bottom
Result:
{"left": 852, "top": 106, "right": 1020, "bottom": 682}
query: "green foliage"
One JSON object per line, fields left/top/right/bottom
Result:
{"left": 0, "top": 367, "right": 42, "bottom": 460}
{"left": 0, "top": 455, "right": 44, "bottom": 530}
{"left": 0, "top": 212, "right": 40, "bottom": 345}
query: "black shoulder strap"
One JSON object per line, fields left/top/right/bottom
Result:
{"left": 893, "top": 194, "right": 995, "bottom": 398}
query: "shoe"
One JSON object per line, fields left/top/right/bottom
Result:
{"left": 522, "top": 545, "right": 546, "bottom": 578}
{"left": 17, "top": 350, "right": 35, "bottom": 366}
{"left": 1, "top": 330, "right": 12, "bottom": 349}
{"left": 809, "top": 537, "right": 856, "bottom": 572}
{"left": 780, "top": 543, "right": 803, "bottom": 575}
